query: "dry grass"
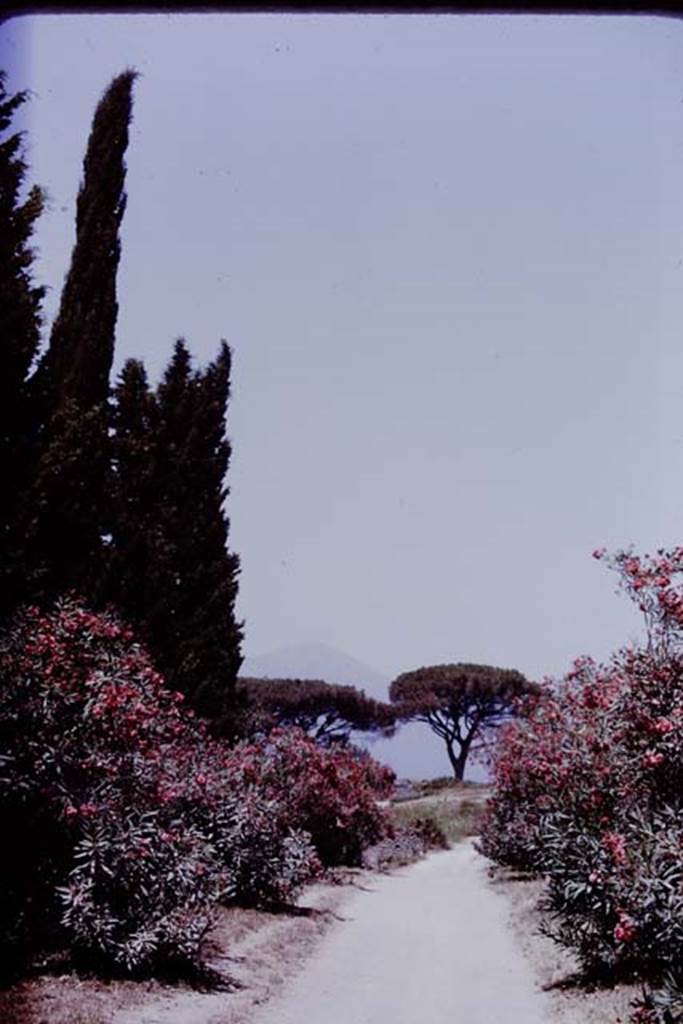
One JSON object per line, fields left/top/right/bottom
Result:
{"left": 0, "top": 974, "right": 148, "bottom": 1024}
{"left": 390, "top": 781, "right": 490, "bottom": 846}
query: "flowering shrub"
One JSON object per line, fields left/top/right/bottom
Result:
{"left": 206, "top": 791, "right": 319, "bottom": 908}
{"left": 0, "top": 598, "right": 216, "bottom": 971}
{"left": 536, "top": 806, "right": 683, "bottom": 979}
{"left": 223, "top": 727, "right": 395, "bottom": 866}
{"left": 479, "top": 548, "right": 683, "bottom": 1017}
{"left": 59, "top": 813, "right": 222, "bottom": 974}
{"left": 631, "top": 973, "right": 683, "bottom": 1023}
{"left": 0, "top": 598, "right": 318, "bottom": 975}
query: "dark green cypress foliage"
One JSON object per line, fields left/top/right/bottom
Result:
{"left": 174, "top": 340, "right": 243, "bottom": 716}
{"left": 109, "top": 340, "right": 243, "bottom": 718}
{"left": 23, "top": 70, "right": 137, "bottom": 605}
{"left": 152, "top": 340, "right": 243, "bottom": 717}
{"left": 0, "top": 72, "right": 46, "bottom": 617}
{"left": 22, "top": 402, "right": 114, "bottom": 603}
{"left": 37, "top": 69, "right": 137, "bottom": 411}
{"left": 105, "top": 358, "right": 162, "bottom": 623}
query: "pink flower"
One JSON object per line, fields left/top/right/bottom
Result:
{"left": 613, "top": 913, "right": 637, "bottom": 944}
{"left": 603, "top": 832, "right": 627, "bottom": 865}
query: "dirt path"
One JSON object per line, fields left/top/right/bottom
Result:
{"left": 251, "top": 841, "right": 552, "bottom": 1024}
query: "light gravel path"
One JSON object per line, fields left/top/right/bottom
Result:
{"left": 252, "top": 841, "right": 551, "bottom": 1024}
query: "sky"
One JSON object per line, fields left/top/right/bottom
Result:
{"left": 3, "top": 11, "right": 683, "bottom": 687}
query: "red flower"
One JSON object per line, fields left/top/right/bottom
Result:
{"left": 613, "top": 914, "right": 637, "bottom": 944}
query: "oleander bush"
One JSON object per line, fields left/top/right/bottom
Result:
{"left": 537, "top": 805, "right": 683, "bottom": 979}
{"left": 631, "top": 972, "right": 683, "bottom": 1023}
{"left": 0, "top": 598, "right": 320, "bottom": 975}
{"left": 223, "top": 726, "right": 395, "bottom": 866}
{"left": 0, "top": 598, "right": 220, "bottom": 972}
{"left": 479, "top": 548, "right": 683, "bottom": 1019}
{"left": 209, "top": 790, "right": 319, "bottom": 908}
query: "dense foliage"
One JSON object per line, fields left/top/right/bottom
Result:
{"left": 223, "top": 727, "right": 395, "bottom": 866}
{"left": 0, "top": 72, "right": 45, "bottom": 618}
{"left": 23, "top": 71, "right": 136, "bottom": 610}
{"left": 0, "top": 599, "right": 397, "bottom": 976}
{"left": 0, "top": 599, "right": 318, "bottom": 975}
{"left": 0, "top": 68, "right": 243, "bottom": 722}
{"left": 237, "top": 676, "right": 396, "bottom": 745}
{"left": 108, "top": 341, "right": 243, "bottom": 717}
{"left": 390, "top": 663, "right": 535, "bottom": 780}
{"left": 479, "top": 548, "right": 683, "bottom": 1021}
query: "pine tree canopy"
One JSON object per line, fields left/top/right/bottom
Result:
{"left": 390, "top": 663, "right": 538, "bottom": 780}
{"left": 237, "top": 677, "right": 396, "bottom": 745}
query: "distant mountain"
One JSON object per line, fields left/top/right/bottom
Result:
{"left": 240, "top": 642, "right": 487, "bottom": 783}
{"left": 240, "top": 642, "right": 390, "bottom": 699}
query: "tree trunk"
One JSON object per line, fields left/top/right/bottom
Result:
{"left": 445, "top": 739, "right": 466, "bottom": 780}
{"left": 445, "top": 732, "right": 474, "bottom": 781}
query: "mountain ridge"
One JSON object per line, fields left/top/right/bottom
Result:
{"left": 240, "top": 642, "right": 390, "bottom": 699}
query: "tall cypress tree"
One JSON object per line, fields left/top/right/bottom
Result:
{"left": 107, "top": 357, "right": 162, "bottom": 627}
{"left": 165, "top": 339, "right": 243, "bottom": 716}
{"left": 0, "top": 72, "right": 46, "bottom": 617}
{"left": 23, "top": 70, "right": 137, "bottom": 605}
{"left": 109, "top": 339, "right": 243, "bottom": 719}
{"left": 38, "top": 69, "right": 137, "bottom": 411}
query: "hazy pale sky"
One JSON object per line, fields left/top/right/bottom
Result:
{"left": 4, "top": 12, "right": 683, "bottom": 684}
